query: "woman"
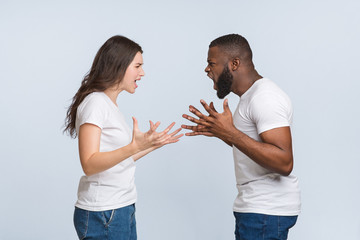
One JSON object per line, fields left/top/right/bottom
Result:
{"left": 64, "top": 35, "right": 183, "bottom": 240}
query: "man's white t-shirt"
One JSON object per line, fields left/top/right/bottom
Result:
{"left": 232, "top": 78, "right": 301, "bottom": 216}
{"left": 75, "top": 92, "right": 137, "bottom": 211}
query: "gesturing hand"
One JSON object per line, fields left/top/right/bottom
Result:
{"left": 181, "top": 99, "right": 236, "bottom": 142}
{"left": 131, "top": 117, "right": 183, "bottom": 152}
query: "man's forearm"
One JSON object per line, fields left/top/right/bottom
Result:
{"left": 224, "top": 128, "right": 293, "bottom": 176}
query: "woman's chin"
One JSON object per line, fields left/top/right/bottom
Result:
{"left": 124, "top": 88, "right": 136, "bottom": 94}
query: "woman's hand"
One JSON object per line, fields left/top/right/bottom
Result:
{"left": 131, "top": 117, "right": 183, "bottom": 152}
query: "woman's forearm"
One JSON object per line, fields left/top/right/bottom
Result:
{"left": 132, "top": 146, "right": 157, "bottom": 161}
{"left": 81, "top": 142, "right": 140, "bottom": 176}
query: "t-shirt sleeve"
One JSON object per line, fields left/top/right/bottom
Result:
{"left": 77, "top": 95, "right": 107, "bottom": 129}
{"left": 249, "top": 92, "right": 292, "bottom": 134}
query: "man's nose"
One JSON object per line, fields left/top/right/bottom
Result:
{"left": 204, "top": 65, "right": 210, "bottom": 72}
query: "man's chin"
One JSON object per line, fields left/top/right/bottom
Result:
{"left": 217, "top": 90, "right": 230, "bottom": 99}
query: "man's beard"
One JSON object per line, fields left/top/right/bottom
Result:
{"left": 216, "top": 66, "right": 233, "bottom": 99}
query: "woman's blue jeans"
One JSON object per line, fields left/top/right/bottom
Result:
{"left": 74, "top": 204, "right": 136, "bottom": 240}
{"left": 234, "top": 212, "right": 298, "bottom": 240}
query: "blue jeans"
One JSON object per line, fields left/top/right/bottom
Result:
{"left": 234, "top": 212, "right": 298, "bottom": 240}
{"left": 74, "top": 204, "right": 137, "bottom": 240}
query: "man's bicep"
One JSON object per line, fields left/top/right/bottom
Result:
{"left": 259, "top": 126, "right": 293, "bottom": 153}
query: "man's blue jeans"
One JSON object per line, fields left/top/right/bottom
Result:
{"left": 234, "top": 212, "right": 298, "bottom": 240}
{"left": 74, "top": 204, "right": 136, "bottom": 240}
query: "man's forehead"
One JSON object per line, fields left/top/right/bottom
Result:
{"left": 208, "top": 46, "right": 219, "bottom": 56}
{"left": 207, "top": 46, "right": 226, "bottom": 61}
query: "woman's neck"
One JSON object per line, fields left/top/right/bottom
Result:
{"left": 103, "top": 88, "right": 121, "bottom": 106}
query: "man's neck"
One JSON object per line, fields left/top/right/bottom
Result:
{"left": 232, "top": 71, "right": 262, "bottom": 97}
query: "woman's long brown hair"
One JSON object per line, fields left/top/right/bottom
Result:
{"left": 64, "top": 35, "right": 143, "bottom": 138}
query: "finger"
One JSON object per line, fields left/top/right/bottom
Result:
{"left": 149, "top": 120, "right": 154, "bottom": 129}
{"left": 185, "top": 131, "right": 214, "bottom": 137}
{"left": 148, "top": 121, "right": 160, "bottom": 134}
{"left": 167, "top": 133, "right": 184, "bottom": 143}
{"left": 201, "top": 132, "right": 214, "bottom": 136}
{"left": 209, "top": 102, "right": 218, "bottom": 112}
{"left": 182, "top": 113, "right": 199, "bottom": 122}
{"left": 181, "top": 124, "right": 203, "bottom": 131}
{"left": 159, "top": 122, "right": 176, "bottom": 136}
{"left": 166, "top": 138, "right": 180, "bottom": 144}
{"left": 181, "top": 124, "right": 193, "bottom": 130}
{"left": 223, "top": 98, "right": 231, "bottom": 113}
{"left": 181, "top": 124, "right": 211, "bottom": 134}
{"left": 185, "top": 132, "right": 198, "bottom": 136}
{"left": 152, "top": 121, "right": 161, "bottom": 132}
{"left": 165, "top": 122, "right": 176, "bottom": 132}
{"left": 172, "top": 133, "right": 184, "bottom": 139}
{"left": 164, "top": 137, "right": 182, "bottom": 144}
{"left": 169, "top": 127, "right": 182, "bottom": 137}
{"left": 132, "top": 117, "right": 139, "bottom": 131}
{"left": 182, "top": 114, "right": 212, "bottom": 127}
{"left": 200, "top": 99, "right": 217, "bottom": 116}
{"left": 167, "top": 133, "right": 184, "bottom": 142}
{"left": 148, "top": 120, "right": 154, "bottom": 134}
{"left": 188, "top": 105, "right": 210, "bottom": 121}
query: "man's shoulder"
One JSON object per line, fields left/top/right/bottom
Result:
{"left": 250, "top": 79, "right": 289, "bottom": 100}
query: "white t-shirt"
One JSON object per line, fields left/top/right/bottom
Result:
{"left": 232, "top": 78, "right": 301, "bottom": 216}
{"left": 75, "top": 92, "right": 137, "bottom": 211}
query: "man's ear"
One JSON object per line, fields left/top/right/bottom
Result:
{"left": 231, "top": 58, "right": 240, "bottom": 71}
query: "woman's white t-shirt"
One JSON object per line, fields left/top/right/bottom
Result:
{"left": 75, "top": 92, "right": 136, "bottom": 211}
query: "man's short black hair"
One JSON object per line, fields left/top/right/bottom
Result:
{"left": 209, "top": 34, "right": 253, "bottom": 62}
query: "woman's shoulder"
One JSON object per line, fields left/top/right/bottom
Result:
{"left": 79, "top": 92, "right": 108, "bottom": 111}
{"left": 83, "top": 92, "right": 107, "bottom": 103}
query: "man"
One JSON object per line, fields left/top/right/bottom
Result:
{"left": 182, "top": 34, "right": 301, "bottom": 240}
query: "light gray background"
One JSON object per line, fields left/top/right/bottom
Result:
{"left": 1, "top": 0, "right": 359, "bottom": 239}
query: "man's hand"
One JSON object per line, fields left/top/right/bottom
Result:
{"left": 182, "top": 99, "right": 294, "bottom": 175}
{"left": 181, "top": 99, "right": 236, "bottom": 143}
